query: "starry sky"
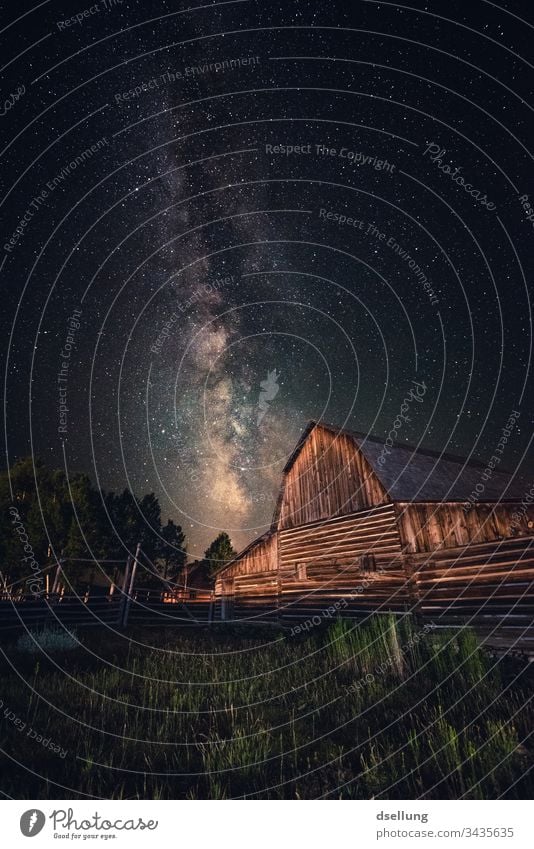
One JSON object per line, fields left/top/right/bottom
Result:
{"left": 2, "top": 0, "right": 533, "bottom": 559}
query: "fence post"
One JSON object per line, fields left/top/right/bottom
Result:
{"left": 121, "top": 542, "right": 141, "bottom": 628}
{"left": 51, "top": 558, "right": 65, "bottom": 595}
{"left": 208, "top": 597, "right": 214, "bottom": 626}
{"left": 0, "top": 572, "right": 8, "bottom": 601}
{"left": 404, "top": 554, "right": 424, "bottom": 626}
{"left": 119, "top": 554, "right": 132, "bottom": 627}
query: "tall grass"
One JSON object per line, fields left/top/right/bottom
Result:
{"left": 0, "top": 616, "right": 531, "bottom": 799}
{"left": 15, "top": 625, "right": 79, "bottom": 655}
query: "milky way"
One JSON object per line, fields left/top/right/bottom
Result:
{"left": 2, "top": 0, "right": 533, "bottom": 559}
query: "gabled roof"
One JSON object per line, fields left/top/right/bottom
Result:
{"left": 212, "top": 530, "right": 274, "bottom": 577}
{"left": 276, "top": 420, "right": 526, "bottom": 506}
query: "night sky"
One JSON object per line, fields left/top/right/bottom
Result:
{"left": 2, "top": 0, "right": 533, "bottom": 559}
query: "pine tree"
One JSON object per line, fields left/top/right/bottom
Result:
{"left": 158, "top": 519, "right": 187, "bottom": 582}
{"left": 203, "top": 532, "right": 237, "bottom": 576}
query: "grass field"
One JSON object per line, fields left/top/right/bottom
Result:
{"left": 0, "top": 616, "right": 532, "bottom": 799}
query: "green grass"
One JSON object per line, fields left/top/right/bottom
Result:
{"left": 0, "top": 616, "right": 532, "bottom": 799}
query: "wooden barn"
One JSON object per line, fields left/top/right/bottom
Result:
{"left": 214, "top": 421, "right": 534, "bottom": 647}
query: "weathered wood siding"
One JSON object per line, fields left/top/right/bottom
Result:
{"left": 395, "top": 501, "right": 534, "bottom": 553}
{"left": 278, "top": 504, "right": 402, "bottom": 579}
{"left": 276, "top": 425, "right": 389, "bottom": 530}
{"left": 280, "top": 570, "right": 411, "bottom": 623}
{"left": 214, "top": 532, "right": 278, "bottom": 599}
{"left": 278, "top": 504, "right": 410, "bottom": 619}
{"left": 412, "top": 535, "right": 534, "bottom": 643}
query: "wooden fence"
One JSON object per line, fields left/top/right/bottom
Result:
{"left": 0, "top": 593, "right": 123, "bottom": 633}
{"left": 0, "top": 587, "right": 214, "bottom": 634}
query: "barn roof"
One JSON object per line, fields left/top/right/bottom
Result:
{"left": 212, "top": 530, "right": 274, "bottom": 577}
{"left": 280, "top": 420, "right": 526, "bottom": 504}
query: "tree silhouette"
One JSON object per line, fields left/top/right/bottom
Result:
{"left": 158, "top": 519, "right": 187, "bottom": 583}
{"left": 0, "top": 458, "right": 188, "bottom": 592}
{"left": 203, "top": 532, "right": 237, "bottom": 576}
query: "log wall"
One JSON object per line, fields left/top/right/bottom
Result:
{"left": 412, "top": 535, "right": 534, "bottom": 651}
{"left": 278, "top": 503, "right": 402, "bottom": 579}
{"left": 214, "top": 532, "right": 279, "bottom": 615}
{"left": 278, "top": 504, "right": 410, "bottom": 620}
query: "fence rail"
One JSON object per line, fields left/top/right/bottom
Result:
{"left": 0, "top": 589, "right": 214, "bottom": 633}
{"left": 0, "top": 595, "right": 122, "bottom": 632}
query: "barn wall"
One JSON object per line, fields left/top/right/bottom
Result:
{"left": 214, "top": 532, "right": 278, "bottom": 598}
{"left": 278, "top": 503, "right": 410, "bottom": 618}
{"left": 395, "top": 501, "right": 534, "bottom": 553}
{"left": 412, "top": 535, "right": 534, "bottom": 637}
{"left": 278, "top": 503, "right": 402, "bottom": 580}
{"left": 276, "top": 425, "right": 389, "bottom": 530}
